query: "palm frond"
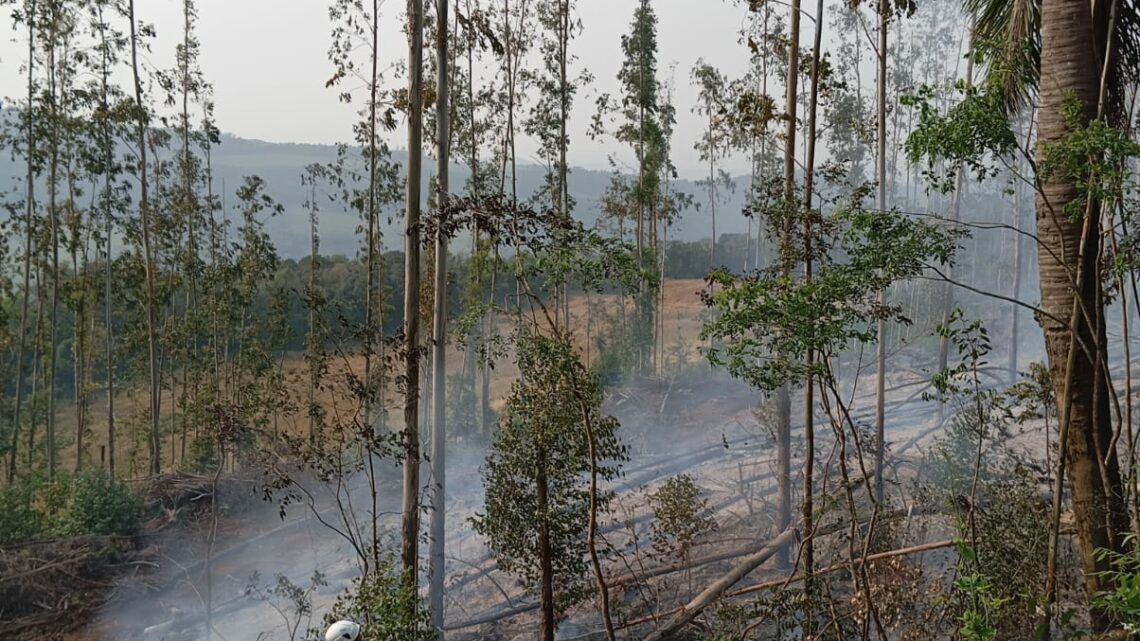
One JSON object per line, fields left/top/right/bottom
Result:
{"left": 964, "top": 0, "right": 1140, "bottom": 122}
{"left": 1108, "top": 0, "right": 1140, "bottom": 121}
{"left": 963, "top": 0, "right": 1039, "bottom": 115}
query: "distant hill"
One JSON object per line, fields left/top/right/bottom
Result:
{"left": 0, "top": 132, "right": 754, "bottom": 258}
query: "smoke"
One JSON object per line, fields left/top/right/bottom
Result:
{"left": 85, "top": 303, "right": 1056, "bottom": 641}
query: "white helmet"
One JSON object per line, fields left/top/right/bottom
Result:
{"left": 325, "top": 620, "right": 362, "bottom": 641}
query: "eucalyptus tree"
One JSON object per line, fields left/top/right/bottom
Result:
{"left": 848, "top": 0, "right": 917, "bottom": 500}
{"left": 799, "top": 0, "right": 825, "bottom": 624}
{"left": 493, "top": 0, "right": 534, "bottom": 201}
{"left": 613, "top": 0, "right": 669, "bottom": 373}
{"left": 86, "top": 0, "right": 129, "bottom": 476}
{"left": 825, "top": 3, "right": 872, "bottom": 193}
{"left": 450, "top": 0, "right": 501, "bottom": 433}
{"left": 729, "top": 6, "right": 782, "bottom": 272}
{"left": 428, "top": 0, "right": 451, "bottom": 633}
{"left": 524, "top": 0, "right": 585, "bottom": 327}
{"left": 126, "top": 0, "right": 162, "bottom": 475}
{"left": 873, "top": 0, "right": 888, "bottom": 502}
{"left": 231, "top": 176, "right": 284, "bottom": 423}
{"left": 472, "top": 332, "right": 626, "bottom": 641}
{"left": 301, "top": 164, "right": 326, "bottom": 444}
{"left": 935, "top": 27, "right": 975, "bottom": 381}
{"left": 0, "top": 210, "right": 13, "bottom": 466}
{"left": 327, "top": 0, "right": 402, "bottom": 436}
{"left": 652, "top": 66, "right": 692, "bottom": 372}
{"left": 7, "top": 0, "right": 40, "bottom": 482}
{"left": 525, "top": 0, "right": 583, "bottom": 218}
{"left": 470, "top": 0, "right": 534, "bottom": 420}
{"left": 616, "top": 0, "right": 663, "bottom": 261}
{"left": 774, "top": 0, "right": 800, "bottom": 566}
{"left": 401, "top": 0, "right": 426, "bottom": 609}
{"left": 197, "top": 95, "right": 223, "bottom": 410}
{"left": 35, "top": 0, "right": 87, "bottom": 480}
{"left": 691, "top": 60, "right": 730, "bottom": 269}
{"left": 168, "top": 0, "right": 207, "bottom": 465}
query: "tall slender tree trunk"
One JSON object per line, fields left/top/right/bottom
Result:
{"left": 1036, "top": 0, "right": 1128, "bottom": 631}
{"left": 1009, "top": 112, "right": 1035, "bottom": 383}
{"left": 801, "top": 0, "right": 824, "bottom": 627}
{"left": 28, "top": 287, "right": 46, "bottom": 473}
{"left": 464, "top": 0, "right": 484, "bottom": 437}
{"left": 755, "top": 4, "right": 769, "bottom": 272}
{"left": 536, "top": 455, "right": 555, "bottom": 641}
{"left": 128, "top": 0, "right": 162, "bottom": 476}
{"left": 1009, "top": 164, "right": 1023, "bottom": 383}
{"left": 45, "top": 20, "right": 60, "bottom": 482}
{"left": 775, "top": 0, "right": 800, "bottom": 567}
{"left": 558, "top": 0, "right": 571, "bottom": 333}
{"left": 873, "top": 0, "right": 888, "bottom": 502}
{"left": 402, "top": 0, "right": 426, "bottom": 605}
{"left": 428, "top": 0, "right": 450, "bottom": 633}
{"left": 937, "top": 36, "right": 973, "bottom": 376}
{"left": 97, "top": 0, "right": 116, "bottom": 476}
{"left": 9, "top": 0, "right": 37, "bottom": 483}
{"left": 708, "top": 114, "right": 717, "bottom": 269}
{"left": 307, "top": 176, "right": 319, "bottom": 443}
{"left": 178, "top": 0, "right": 200, "bottom": 469}
{"left": 365, "top": 0, "right": 383, "bottom": 435}
{"left": 72, "top": 219, "right": 87, "bottom": 472}
{"left": 103, "top": 128, "right": 115, "bottom": 476}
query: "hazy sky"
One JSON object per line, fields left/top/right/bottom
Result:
{"left": 1, "top": 0, "right": 763, "bottom": 177}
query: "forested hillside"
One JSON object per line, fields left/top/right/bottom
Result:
{"left": 0, "top": 128, "right": 762, "bottom": 257}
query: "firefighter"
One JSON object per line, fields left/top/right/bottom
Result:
{"left": 324, "top": 620, "right": 362, "bottom": 641}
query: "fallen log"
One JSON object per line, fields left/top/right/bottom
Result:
{"left": 608, "top": 507, "right": 926, "bottom": 589}
{"left": 1091, "top": 632, "right": 1139, "bottom": 641}
{"left": 728, "top": 538, "right": 955, "bottom": 598}
{"left": 640, "top": 526, "right": 799, "bottom": 641}
{"left": 619, "top": 538, "right": 957, "bottom": 629}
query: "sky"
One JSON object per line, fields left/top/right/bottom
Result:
{"left": 0, "top": 0, "right": 762, "bottom": 178}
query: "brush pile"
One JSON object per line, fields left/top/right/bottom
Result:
{"left": 0, "top": 535, "right": 147, "bottom": 638}
{"left": 142, "top": 472, "right": 259, "bottom": 531}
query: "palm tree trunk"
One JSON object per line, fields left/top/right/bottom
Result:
{"left": 1037, "top": 0, "right": 1129, "bottom": 631}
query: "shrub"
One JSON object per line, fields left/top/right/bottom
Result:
{"left": 58, "top": 469, "right": 142, "bottom": 537}
{"left": 1092, "top": 534, "right": 1140, "bottom": 632}
{"left": 0, "top": 480, "right": 45, "bottom": 545}
{"left": 325, "top": 564, "right": 433, "bottom": 641}
{"left": 0, "top": 470, "right": 141, "bottom": 544}
{"left": 187, "top": 435, "right": 220, "bottom": 473}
